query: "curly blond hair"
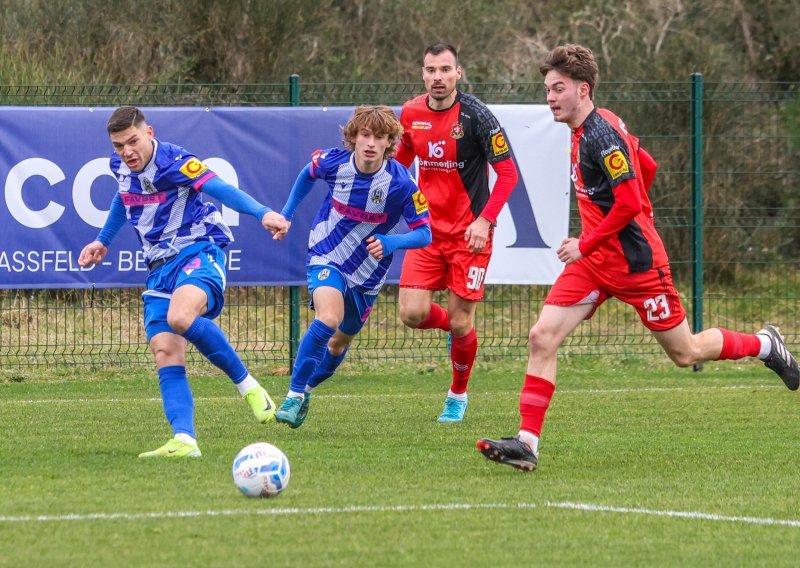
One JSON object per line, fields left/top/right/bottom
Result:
{"left": 342, "top": 105, "right": 404, "bottom": 160}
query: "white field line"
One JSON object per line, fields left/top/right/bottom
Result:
{"left": 0, "top": 384, "right": 781, "bottom": 405}
{"left": 2, "top": 501, "right": 799, "bottom": 528}
{"left": 546, "top": 501, "right": 800, "bottom": 528}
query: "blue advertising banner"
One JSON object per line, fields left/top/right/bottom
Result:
{"left": 0, "top": 106, "right": 569, "bottom": 289}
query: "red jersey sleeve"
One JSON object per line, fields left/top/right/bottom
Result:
{"left": 578, "top": 177, "right": 643, "bottom": 257}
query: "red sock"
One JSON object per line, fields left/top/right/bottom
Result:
{"left": 417, "top": 302, "right": 450, "bottom": 331}
{"left": 519, "top": 374, "right": 555, "bottom": 437}
{"left": 717, "top": 328, "right": 761, "bottom": 360}
{"left": 449, "top": 328, "right": 477, "bottom": 394}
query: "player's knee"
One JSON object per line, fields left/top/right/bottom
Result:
{"left": 448, "top": 314, "right": 472, "bottom": 336}
{"left": 328, "top": 337, "right": 351, "bottom": 356}
{"left": 666, "top": 349, "right": 696, "bottom": 368}
{"left": 399, "top": 304, "right": 425, "bottom": 328}
{"left": 315, "top": 313, "right": 341, "bottom": 330}
{"left": 150, "top": 343, "right": 184, "bottom": 368}
{"left": 166, "top": 312, "right": 194, "bottom": 335}
{"left": 528, "top": 324, "right": 559, "bottom": 353}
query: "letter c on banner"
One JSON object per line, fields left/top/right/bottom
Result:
{"left": 73, "top": 158, "right": 118, "bottom": 228}
{"left": 5, "top": 158, "right": 66, "bottom": 228}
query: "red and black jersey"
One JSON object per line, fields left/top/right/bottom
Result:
{"left": 572, "top": 108, "right": 669, "bottom": 273}
{"left": 398, "top": 91, "right": 514, "bottom": 241}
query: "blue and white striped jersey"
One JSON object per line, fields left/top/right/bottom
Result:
{"left": 307, "top": 147, "right": 430, "bottom": 293}
{"left": 110, "top": 138, "right": 233, "bottom": 263}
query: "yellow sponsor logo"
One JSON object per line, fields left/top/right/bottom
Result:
{"left": 603, "top": 150, "right": 629, "bottom": 180}
{"left": 179, "top": 157, "right": 208, "bottom": 179}
{"left": 412, "top": 190, "right": 428, "bottom": 214}
{"left": 491, "top": 132, "right": 509, "bottom": 156}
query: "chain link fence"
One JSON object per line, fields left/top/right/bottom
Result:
{"left": 1, "top": 79, "right": 798, "bottom": 367}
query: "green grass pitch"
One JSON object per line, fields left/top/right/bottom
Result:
{"left": 1, "top": 359, "right": 799, "bottom": 566}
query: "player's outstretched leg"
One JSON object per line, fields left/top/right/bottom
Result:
{"left": 476, "top": 437, "right": 537, "bottom": 472}
{"left": 757, "top": 325, "right": 799, "bottom": 390}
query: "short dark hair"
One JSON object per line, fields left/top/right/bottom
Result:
{"left": 107, "top": 106, "right": 146, "bottom": 134}
{"left": 423, "top": 41, "right": 459, "bottom": 66}
{"left": 539, "top": 44, "right": 599, "bottom": 100}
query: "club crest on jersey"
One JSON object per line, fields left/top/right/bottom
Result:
{"left": 141, "top": 177, "right": 156, "bottom": 193}
{"left": 412, "top": 190, "right": 428, "bottom": 214}
{"left": 370, "top": 188, "right": 384, "bottom": 204}
{"left": 179, "top": 157, "right": 208, "bottom": 179}
{"left": 491, "top": 132, "right": 509, "bottom": 156}
{"left": 603, "top": 150, "right": 630, "bottom": 180}
{"left": 450, "top": 122, "right": 464, "bottom": 139}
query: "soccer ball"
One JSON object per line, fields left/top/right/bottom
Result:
{"left": 232, "top": 442, "right": 290, "bottom": 498}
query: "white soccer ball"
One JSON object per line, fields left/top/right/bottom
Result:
{"left": 232, "top": 442, "right": 290, "bottom": 498}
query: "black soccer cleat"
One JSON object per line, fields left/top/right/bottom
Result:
{"left": 477, "top": 436, "right": 538, "bottom": 472}
{"left": 757, "top": 325, "right": 799, "bottom": 391}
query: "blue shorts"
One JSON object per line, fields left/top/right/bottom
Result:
{"left": 307, "top": 264, "right": 377, "bottom": 336}
{"left": 143, "top": 242, "right": 227, "bottom": 341}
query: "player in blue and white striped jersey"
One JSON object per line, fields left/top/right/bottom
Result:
{"left": 78, "top": 106, "right": 289, "bottom": 458}
{"left": 273, "top": 105, "right": 432, "bottom": 428}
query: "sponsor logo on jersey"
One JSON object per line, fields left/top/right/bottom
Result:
{"left": 179, "top": 157, "right": 208, "bottom": 179}
{"left": 491, "top": 132, "right": 509, "bottom": 156}
{"left": 450, "top": 122, "right": 464, "bottom": 139}
{"left": 332, "top": 199, "right": 388, "bottom": 224}
{"left": 603, "top": 150, "right": 629, "bottom": 180}
{"left": 412, "top": 190, "right": 428, "bottom": 214}
{"left": 412, "top": 121, "right": 432, "bottom": 130}
{"left": 121, "top": 192, "right": 168, "bottom": 206}
{"left": 427, "top": 140, "right": 446, "bottom": 159}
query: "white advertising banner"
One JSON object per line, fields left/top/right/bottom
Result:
{"left": 487, "top": 105, "right": 570, "bottom": 284}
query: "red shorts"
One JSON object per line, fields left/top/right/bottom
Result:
{"left": 400, "top": 238, "right": 493, "bottom": 301}
{"left": 545, "top": 260, "right": 686, "bottom": 331}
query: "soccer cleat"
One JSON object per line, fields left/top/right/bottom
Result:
{"left": 295, "top": 392, "right": 313, "bottom": 427}
{"left": 275, "top": 396, "right": 304, "bottom": 428}
{"left": 138, "top": 438, "right": 201, "bottom": 458}
{"left": 437, "top": 395, "right": 467, "bottom": 422}
{"left": 476, "top": 436, "right": 537, "bottom": 472}
{"left": 757, "top": 325, "right": 799, "bottom": 391}
{"left": 244, "top": 385, "right": 276, "bottom": 424}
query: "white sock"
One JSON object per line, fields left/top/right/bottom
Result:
{"left": 287, "top": 390, "right": 305, "bottom": 399}
{"left": 756, "top": 334, "right": 772, "bottom": 360}
{"left": 447, "top": 389, "right": 467, "bottom": 402}
{"left": 518, "top": 430, "right": 539, "bottom": 455}
{"left": 236, "top": 375, "right": 259, "bottom": 396}
{"left": 174, "top": 433, "right": 197, "bottom": 446}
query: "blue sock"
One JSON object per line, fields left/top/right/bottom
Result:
{"left": 308, "top": 347, "right": 349, "bottom": 389}
{"left": 158, "top": 366, "right": 195, "bottom": 438}
{"left": 181, "top": 317, "right": 248, "bottom": 384}
{"left": 289, "top": 319, "right": 336, "bottom": 393}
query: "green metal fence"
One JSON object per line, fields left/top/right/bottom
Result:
{"left": 1, "top": 78, "right": 798, "bottom": 367}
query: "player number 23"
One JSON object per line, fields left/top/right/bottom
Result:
{"left": 466, "top": 267, "right": 486, "bottom": 290}
{"left": 643, "top": 294, "right": 671, "bottom": 321}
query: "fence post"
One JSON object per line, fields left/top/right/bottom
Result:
{"left": 288, "top": 74, "right": 301, "bottom": 370}
{"left": 691, "top": 73, "right": 704, "bottom": 372}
